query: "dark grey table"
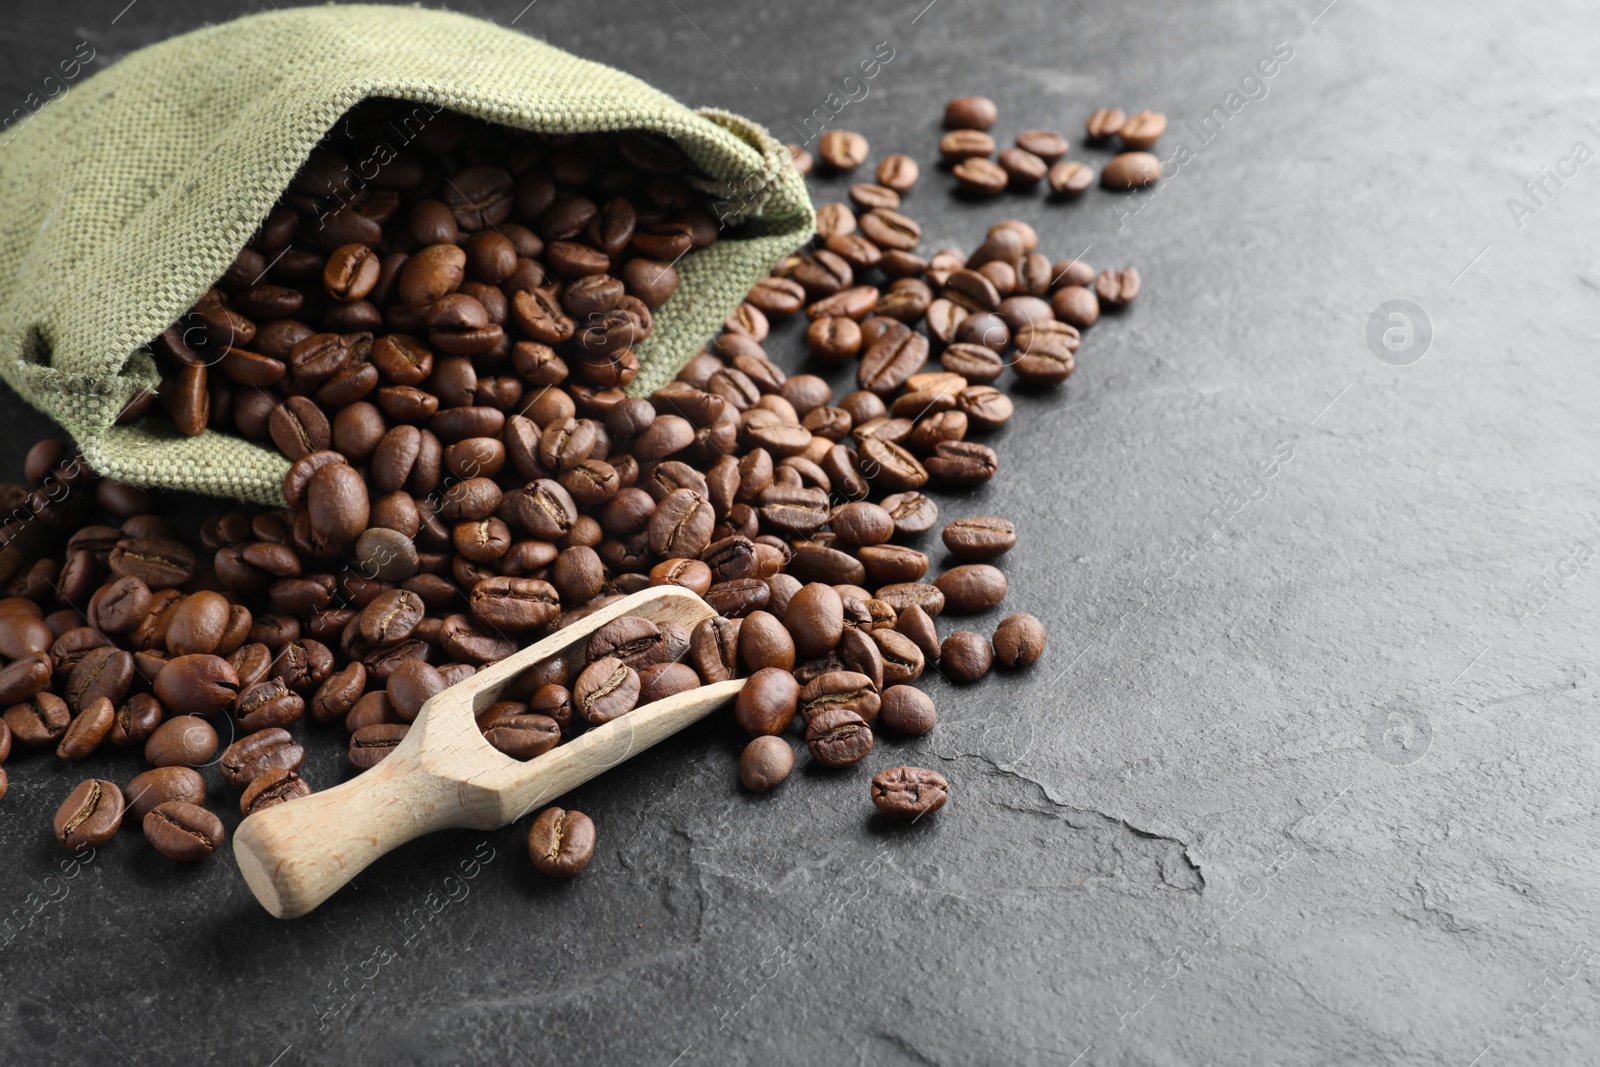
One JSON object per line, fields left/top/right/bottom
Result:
{"left": 3, "top": 1, "right": 1595, "bottom": 1064}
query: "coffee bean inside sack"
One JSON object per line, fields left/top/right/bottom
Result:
{"left": 0, "top": 89, "right": 1151, "bottom": 882}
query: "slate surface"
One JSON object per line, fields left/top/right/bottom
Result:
{"left": 1, "top": 1, "right": 1596, "bottom": 1065}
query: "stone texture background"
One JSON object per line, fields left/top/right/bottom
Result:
{"left": 1, "top": 1, "right": 1596, "bottom": 1064}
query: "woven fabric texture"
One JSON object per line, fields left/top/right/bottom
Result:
{"left": 0, "top": 4, "right": 813, "bottom": 505}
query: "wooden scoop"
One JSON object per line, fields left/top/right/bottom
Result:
{"left": 233, "top": 585, "right": 741, "bottom": 919}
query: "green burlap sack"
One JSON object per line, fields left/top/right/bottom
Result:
{"left": 0, "top": 4, "right": 812, "bottom": 505}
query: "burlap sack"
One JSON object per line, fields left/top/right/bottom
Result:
{"left": 0, "top": 5, "right": 812, "bottom": 504}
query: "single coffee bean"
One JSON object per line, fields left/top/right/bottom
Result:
{"left": 871, "top": 766, "right": 949, "bottom": 820}
{"left": 1016, "top": 129, "right": 1069, "bottom": 161}
{"left": 154, "top": 653, "right": 240, "bottom": 716}
{"left": 691, "top": 616, "right": 742, "bottom": 682}
{"left": 125, "top": 765, "right": 206, "bottom": 821}
{"left": 734, "top": 667, "right": 800, "bottom": 737}
{"left": 817, "top": 129, "right": 868, "bottom": 170}
{"left": 1085, "top": 107, "right": 1126, "bottom": 142}
{"left": 1051, "top": 285, "right": 1100, "bottom": 328}
{"left": 586, "top": 615, "right": 670, "bottom": 669}
{"left": 993, "top": 613, "right": 1047, "bottom": 667}
{"left": 945, "top": 95, "right": 998, "bottom": 130}
{"left": 876, "top": 154, "right": 920, "bottom": 192}
{"left": 997, "top": 148, "right": 1048, "bottom": 186}
{"left": 940, "top": 129, "right": 996, "bottom": 163}
{"left": 220, "top": 727, "right": 304, "bottom": 788}
{"left": 934, "top": 564, "right": 1008, "bottom": 613}
{"left": 925, "top": 440, "right": 998, "bottom": 486}
{"left": 528, "top": 806, "right": 595, "bottom": 877}
{"left": 1118, "top": 110, "right": 1167, "bottom": 149}
{"left": 737, "top": 610, "right": 796, "bottom": 672}
{"left": 889, "top": 606, "right": 936, "bottom": 665}
{"left": 349, "top": 722, "right": 410, "bottom": 769}
{"left": 878, "top": 686, "right": 936, "bottom": 736}
{"left": 56, "top": 696, "right": 114, "bottom": 760}
{"left": 798, "top": 670, "right": 881, "bottom": 724}
{"left": 144, "top": 801, "right": 225, "bottom": 861}
{"left": 943, "top": 516, "right": 1017, "bottom": 560}
{"left": 574, "top": 656, "right": 641, "bottom": 724}
{"left": 108, "top": 692, "right": 163, "bottom": 748}
{"left": 144, "top": 715, "right": 219, "bottom": 768}
{"left": 1102, "top": 151, "right": 1162, "bottom": 189}
{"left": 940, "top": 631, "right": 994, "bottom": 683}
{"left": 806, "top": 706, "right": 874, "bottom": 768}
{"left": 53, "top": 778, "right": 125, "bottom": 849}
{"left": 875, "top": 581, "right": 945, "bottom": 619}
{"left": 739, "top": 734, "right": 794, "bottom": 791}
{"left": 484, "top": 713, "right": 561, "bottom": 759}
{"left": 1095, "top": 267, "right": 1141, "bottom": 307}
{"left": 1047, "top": 161, "right": 1094, "bottom": 198}
{"left": 240, "top": 768, "right": 311, "bottom": 815}
{"left": 636, "top": 662, "right": 700, "bottom": 705}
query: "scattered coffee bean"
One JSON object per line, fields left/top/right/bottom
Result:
{"left": 818, "top": 130, "right": 869, "bottom": 170}
{"left": 993, "top": 613, "right": 1046, "bottom": 667}
{"left": 125, "top": 766, "right": 206, "bottom": 821}
{"left": 528, "top": 806, "right": 595, "bottom": 877}
{"left": 54, "top": 778, "right": 125, "bottom": 849}
{"left": 1118, "top": 110, "right": 1167, "bottom": 150}
{"left": 944, "top": 96, "right": 998, "bottom": 130}
{"left": 939, "top": 631, "right": 993, "bottom": 683}
{"left": 1101, "top": 151, "right": 1162, "bottom": 189}
{"left": 942, "top": 517, "right": 1017, "bottom": 560}
{"left": 871, "top": 766, "right": 949, "bottom": 820}
{"left": 1047, "top": 160, "right": 1094, "bottom": 198}
{"left": 144, "top": 800, "right": 225, "bottom": 861}
{"left": 1085, "top": 108, "right": 1126, "bottom": 142}
{"left": 878, "top": 685, "right": 936, "bottom": 736}
{"left": 805, "top": 706, "right": 874, "bottom": 767}
{"left": 240, "top": 768, "right": 312, "bottom": 815}
{"left": 739, "top": 735, "right": 794, "bottom": 791}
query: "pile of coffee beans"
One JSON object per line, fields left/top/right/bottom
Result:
{"left": 794, "top": 96, "right": 1166, "bottom": 198}
{"left": 0, "top": 91, "right": 1152, "bottom": 880}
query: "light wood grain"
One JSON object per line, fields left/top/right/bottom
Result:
{"left": 233, "top": 586, "right": 741, "bottom": 919}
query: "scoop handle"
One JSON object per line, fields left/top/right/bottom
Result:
{"left": 233, "top": 744, "right": 487, "bottom": 919}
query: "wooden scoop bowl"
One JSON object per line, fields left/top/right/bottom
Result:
{"left": 233, "top": 585, "right": 741, "bottom": 919}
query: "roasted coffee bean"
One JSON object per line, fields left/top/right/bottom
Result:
{"left": 997, "top": 148, "right": 1047, "bottom": 186}
{"left": 1118, "top": 110, "right": 1166, "bottom": 149}
{"left": 1095, "top": 267, "right": 1141, "bottom": 307}
{"left": 110, "top": 693, "right": 164, "bottom": 747}
{"left": 939, "top": 631, "right": 993, "bottom": 683}
{"left": 925, "top": 440, "right": 998, "bottom": 486}
{"left": 155, "top": 654, "right": 240, "bottom": 716}
{"left": 877, "top": 153, "right": 920, "bottom": 192}
{"left": 240, "top": 768, "right": 311, "bottom": 815}
{"left": 125, "top": 766, "right": 206, "bottom": 822}
{"left": 943, "top": 517, "right": 1017, "bottom": 560}
{"left": 56, "top": 697, "right": 114, "bottom": 760}
{"left": 734, "top": 667, "right": 800, "bottom": 736}
{"left": 784, "top": 582, "right": 845, "bottom": 659}
{"left": 871, "top": 766, "right": 949, "bottom": 820}
{"left": 144, "top": 801, "right": 225, "bottom": 861}
{"left": 870, "top": 628, "right": 925, "bottom": 685}
{"left": 878, "top": 685, "right": 936, "bottom": 736}
{"left": 1102, "top": 151, "right": 1162, "bottom": 189}
{"left": 349, "top": 722, "right": 409, "bottom": 768}
{"left": 739, "top": 734, "right": 794, "bottom": 791}
{"left": 993, "top": 612, "right": 1046, "bottom": 667}
{"left": 934, "top": 564, "right": 1008, "bottom": 613}
{"left": 484, "top": 714, "right": 561, "bottom": 759}
{"left": 108, "top": 537, "right": 195, "bottom": 589}
{"left": 586, "top": 615, "right": 668, "bottom": 669}
{"left": 945, "top": 95, "right": 998, "bottom": 130}
{"left": 1047, "top": 160, "right": 1094, "bottom": 198}
{"left": 144, "top": 715, "right": 219, "bottom": 767}
{"left": 737, "top": 611, "right": 795, "bottom": 672}
{"left": 54, "top": 778, "right": 124, "bottom": 850}
{"left": 636, "top": 662, "right": 700, "bottom": 705}
{"left": 817, "top": 129, "right": 868, "bottom": 170}
{"left": 1085, "top": 107, "right": 1126, "bottom": 142}
{"left": 879, "top": 491, "right": 939, "bottom": 536}
{"left": 66, "top": 646, "right": 135, "bottom": 713}
{"left": 1016, "top": 129, "right": 1069, "bottom": 160}
{"left": 528, "top": 806, "right": 595, "bottom": 877}
{"left": 876, "top": 582, "right": 945, "bottom": 619}
{"left": 798, "top": 671, "right": 880, "bottom": 725}
{"left": 691, "top": 616, "right": 741, "bottom": 682}
{"left": 940, "top": 129, "right": 996, "bottom": 163}
{"left": 574, "top": 656, "right": 641, "bottom": 724}
{"left": 219, "top": 727, "right": 304, "bottom": 788}
{"left": 805, "top": 707, "right": 874, "bottom": 768}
